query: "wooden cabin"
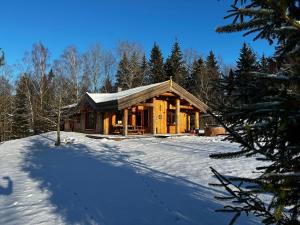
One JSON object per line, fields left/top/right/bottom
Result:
{"left": 64, "top": 80, "right": 208, "bottom": 135}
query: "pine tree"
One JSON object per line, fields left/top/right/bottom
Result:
{"left": 205, "top": 51, "right": 221, "bottom": 105}
{"left": 236, "top": 43, "right": 257, "bottom": 76}
{"left": 12, "top": 75, "right": 31, "bottom": 138}
{"left": 0, "top": 49, "right": 4, "bottom": 67}
{"left": 188, "top": 57, "right": 207, "bottom": 99}
{"left": 206, "top": 51, "right": 220, "bottom": 80}
{"left": 229, "top": 43, "right": 259, "bottom": 105}
{"left": 210, "top": 1, "right": 300, "bottom": 224}
{"left": 148, "top": 43, "right": 165, "bottom": 83}
{"left": 115, "top": 53, "right": 130, "bottom": 90}
{"left": 259, "top": 55, "right": 278, "bottom": 74}
{"left": 164, "top": 41, "right": 188, "bottom": 86}
{"left": 129, "top": 51, "right": 143, "bottom": 88}
{"left": 101, "top": 77, "right": 113, "bottom": 93}
{"left": 259, "top": 54, "right": 269, "bottom": 73}
{"left": 140, "top": 54, "right": 149, "bottom": 85}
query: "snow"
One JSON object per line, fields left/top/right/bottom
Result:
{"left": 61, "top": 103, "right": 78, "bottom": 110}
{"left": 87, "top": 82, "right": 164, "bottom": 103}
{"left": 0, "top": 132, "right": 263, "bottom": 225}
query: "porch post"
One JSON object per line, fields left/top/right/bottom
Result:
{"left": 131, "top": 107, "right": 136, "bottom": 126}
{"left": 195, "top": 111, "right": 200, "bottom": 129}
{"left": 123, "top": 108, "right": 128, "bottom": 136}
{"left": 187, "top": 114, "right": 191, "bottom": 132}
{"left": 152, "top": 98, "right": 156, "bottom": 135}
{"left": 103, "top": 112, "right": 110, "bottom": 135}
{"left": 175, "top": 99, "right": 180, "bottom": 134}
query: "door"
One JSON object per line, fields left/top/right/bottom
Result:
{"left": 155, "top": 100, "right": 167, "bottom": 134}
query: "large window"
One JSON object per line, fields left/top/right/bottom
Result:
{"left": 86, "top": 112, "right": 96, "bottom": 129}
{"left": 167, "top": 110, "right": 175, "bottom": 125}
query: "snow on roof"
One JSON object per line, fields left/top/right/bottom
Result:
{"left": 87, "top": 82, "right": 165, "bottom": 103}
{"left": 61, "top": 103, "right": 78, "bottom": 110}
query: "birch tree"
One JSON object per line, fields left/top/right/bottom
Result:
{"left": 82, "top": 43, "right": 103, "bottom": 92}
{"left": 61, "top": 46, "right": 82, "bottom": 102}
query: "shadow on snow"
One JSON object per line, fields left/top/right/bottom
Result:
{"left": 0, "top": 176, "right": 13, "bottom": 196}
{"left": 21, "top": 135, "right": 254, "bottom": 225}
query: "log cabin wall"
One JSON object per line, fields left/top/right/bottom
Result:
{"left": 80, "top": 111, "right": 85, "bottom": 132}
{"left": 64, "top": 117, "right": 71, "bottom": 131}
{"left": 95, "top": 112, "right": 102, "bottom": 133}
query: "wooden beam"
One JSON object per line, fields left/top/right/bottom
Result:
{"left": 136, "top": 103, "right": 153, "bottom": 107}
{"left": 152, "top": 97, "right": 156, "bottom": 135}
{"left": 123, "top": 108, "right": 128, "bottom": 136}
{"left": 160, "top": 92, "right": 176, "bottom": 97}
{"left": 180, "top": 105, "right": 194, "bottom": 110}
{"left": 169, "top": 104, "right": 194, "bottom": 110}
{"left": 176, "top": 99, "right": 180, "bottom": 134}
{"left": 195, "top": 111, "right": 199, "bottom": 129}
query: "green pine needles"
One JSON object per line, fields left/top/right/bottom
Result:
{"left": 209, "top": 0, "right": 300, "bottom": 224}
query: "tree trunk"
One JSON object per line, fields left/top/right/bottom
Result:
{"left": 55, "top": 95, "right": 62, "bottom": 146}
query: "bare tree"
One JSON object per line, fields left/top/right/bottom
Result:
{"left": 102, "top": 50, "right": 115, "bottom": 93}
{"left": 61, "top": 46, "right": 82, "bottom": 102}
{"left": 82, "top": 43, "right": 103, "bottom": 92}
{"left": 116, "top": 40, "right": 144, "bottom": 59}
{"left": 0, "top": 65, "right": 13, "bottom": 141}
{"left": 52, "top": 60, "right": 71, "bottom": 145}
{"left": 31, "top": 42, "right": 51, "bottom": 112}
{"left": 183, "top": 48, "right": 199, "bottom": 74}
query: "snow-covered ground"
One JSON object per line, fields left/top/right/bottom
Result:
{"left": 0, "top": 132, "right": 262, "bottom": 225}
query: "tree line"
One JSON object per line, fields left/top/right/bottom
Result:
{"left": 0, "top": 40, "right": 274, "bottom": 143}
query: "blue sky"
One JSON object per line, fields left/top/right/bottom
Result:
{"left": 1, "top": 0, "right": 275, "bottom": 66}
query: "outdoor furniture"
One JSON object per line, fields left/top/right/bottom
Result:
{"left": 112, "top": 124, "right": 123, "bottom": 134}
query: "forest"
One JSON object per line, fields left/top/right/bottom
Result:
{"left": 0, "top": 40, "right": 273, "bottom": 142}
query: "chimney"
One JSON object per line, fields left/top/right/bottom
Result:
{"left": 117, "top": 87, "right": 122, "bottom": 92}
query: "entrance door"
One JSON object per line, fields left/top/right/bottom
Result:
{"left": 155, "top": 100, "right": 167, "bottom": 134}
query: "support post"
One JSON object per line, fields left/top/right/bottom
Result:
{"left": 131, "top": 107, "right": 136, "bottom": 127}
{"left": 176, "top": 99, "right": 180, "bottom": 134}
{"left": 123, "top": 108, "right": 128, "bottom": 136}
{"left": 103, "top": 112, "right": 110, "bottom": 135}
{"left": 152, "top": 98, "right": 156, "bottom": 135}
{"left": 187, "top": 114, "right": 191, "bottom": 132}
{"left": 195, "top": 111, "right": 199, "bottom": 129}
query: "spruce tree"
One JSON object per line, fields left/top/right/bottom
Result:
{"left": 115, "top": 53, "right": 130, "bottom": 90}
{"left": 101, "top": 76, "right": 113, "bottom": 93}
{"left": 164, "top": 41, "right": 188, "bottom": 86}
{"left": 12, "top": 75, "right": 31, "bottom": 138}
{"left": 148, "top": 43, "right": 165, "bottom": 83}
{"left": 140, "top": 54, "right": 149, "bottom": 85}
{"left": 0, "top": 49, "right": 4, "bottom": 67}
{"left": 236, "top": 43, "right": 258, "bottom": 76}
{"left": 259, "top": 54, "right": 269, "bottom": 73}
{"left": 129, "top": 51, "right": 143, "bottom": 88}
{"left": 205, "top": 51, "right": 221, "bottom": 104}
{"left": 188, "top": 57, "right": 207, "bottom": 99}
{"left": 206, "top": 51, "right": 220, "bottom": 80}
{"left": 210, "top": 1, "right": 300, "bottom": 224}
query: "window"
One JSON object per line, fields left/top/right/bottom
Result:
{"left": 167, "top": 111, "right": 175, "bottom": 125}
{"left": 76, "top": 115, "right": 81, "bottom": 123}
{"left": 86, "top": 112, "right": 96, "bottom": 129}
{"left": 144, "top": 110, "right": 148, "bottom": 127}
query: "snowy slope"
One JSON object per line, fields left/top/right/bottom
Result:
{"left": 0, "top": 132, "right": 263, "bottom": 225}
